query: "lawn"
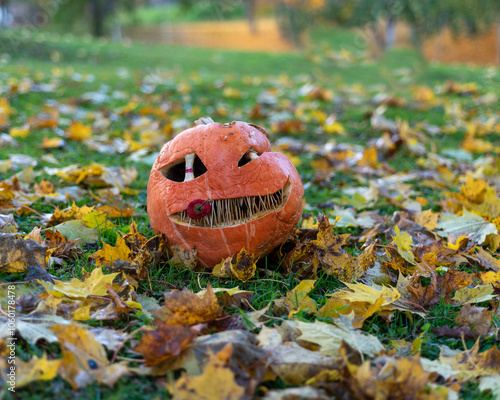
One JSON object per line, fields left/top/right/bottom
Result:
{"left": 1, "top": 25, "right": 500, "bottom": 399}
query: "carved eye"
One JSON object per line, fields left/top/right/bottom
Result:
{"left": 238, "top": 149, "right": 260, "bottom": 167}
{"left": 160, "top": 153, "right": 207, "bottom": 182}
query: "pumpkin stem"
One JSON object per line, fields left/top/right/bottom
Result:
{"left": 195, "top": 117, "right": 215, "bottom": 126}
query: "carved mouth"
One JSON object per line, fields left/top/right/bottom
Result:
{"left": 170, "top": 179, "right": 291, "bottom": 228}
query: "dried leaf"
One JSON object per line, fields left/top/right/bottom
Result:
{"left": 152, "top": 284, "right": 224, "bottom": 326}
{"left": 134, "top": 319, "right": 198, "bottom": 366}
{"left": 393, "top": 226, "right": 416, "bottom": 265}
{"left": 53, "top": 220, "right": 99, "bottom": 245}
{"left": 451, "top": 284, "right": 496, "bottom": 305}
{"left": 90, "top": 236, "right": 133, "bottom": 267}
{"left": 286, "top": 316, "right": 384, "bottom": 358}
{"left": 436, "top": 210, "right": 498, "bottom": 245}
{"left": 44, "top": 267, "right": 119, "bottom": 299}
{"left": 0, "top": 233, "right": 47, "bottom": 273}
{"left": 168, "top": 344, "right": 246, "bottom": 400}
{"left": 284, "top": 279, "right": 318, "bottom": 318}
{"left": 169, "top": 244, "right": 198, "bottom": 270}
{"left": 51, "top": 323, "right": 128, "bottom": 389}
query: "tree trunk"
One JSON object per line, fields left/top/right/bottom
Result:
{"left": 245, "top": 0, "right": 257, "bottom": 34}
{"left": 91, "top": 0, "right": 105, "bottom": 37}
{"left": 370, "top": 22, "right": 385, "bottom": 57}
{"left": 0, "top": 0, "right": 9, "bottom": 28}
{"left": 385, "top": 14, "right": 396, "bottom": 51}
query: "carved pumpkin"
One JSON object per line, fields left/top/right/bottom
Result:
{"left": 147, "top": 118, "right": 304, "bottom": 269}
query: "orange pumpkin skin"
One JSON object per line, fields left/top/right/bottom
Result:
{"left": 147, "top": 120, "right": 304, "bottom": 269}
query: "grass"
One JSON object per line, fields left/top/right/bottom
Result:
{"left": 1, "top": 23, "right": 499, "bottom": 398}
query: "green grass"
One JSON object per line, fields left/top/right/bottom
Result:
{"left": 1, "top": 24, "right": 499, "bottom": 399}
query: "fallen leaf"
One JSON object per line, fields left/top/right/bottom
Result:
{"left": 454, "top": 304, "right": 493, "bottom": 337}
{"left": 0, "top": 233, "right": 47, "bottom": 273}
{"left": 169, "top": 243, "right": 198, "bottom": 270}
{"left": 286, "top": 317, "right": 384, "bottom": 358}
{"left": 133, "top": 319, "right": 198, "bottom": 366}
{"left": 168, "top": 343, "right": 246, "bottom": 400}
{"left": 51, "top": 323, "right": 129, "bottom": 389}
{"left": 436, "top": 210, "right": 498, "bottom": 245}
{"left": 54, "top": 220, "right": 99, "bottom": 245}
{"left": 0, "top": 294, "right": 70, "bottom": 344}
{"left": 43, "top": 267, "right": 119, "bottom": 300}
{"left": 15, "top": 354, "right": 60, "bottom": 387}
{"left": 212, "top": 248, "right": 256, "bottom": 282}
{"left": 437, "top": 340, "right": 500, "bottom": 377}
{"left": 152, "top": 284, "right": 225, "bottom": 326}
{"left": 258, "top": 326, "right": 339, "bottom": 386}
{"left": 90, "top": 236, "right": 133, "bottom": 267}
{"left": 332, "top": 282, "right": 401, "bottom": 305}
{"left": 451, "top": 284, "right": 496, "bottom": 305}
{"left": 284, "top": 279, "right": 318, "bottom": 317}
{"left": 66, "top": 121, "right": 92, "bottom": 141}
{"left": 393, "top": 226, "right": 416, "bottom": 265}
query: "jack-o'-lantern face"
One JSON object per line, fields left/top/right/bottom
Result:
{"left": 147, "top": 119, "right": 304, "bottom": 269}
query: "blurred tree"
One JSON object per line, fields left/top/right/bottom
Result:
{"left": 274, "top": 0, "right": 324, "bottom": 47}
{"left": 178, "top": 0, "right": 253, "bottom": 30}
{"left": 323, "top": 0, "right": 500, "bottom": 54}
{"left": 54, "top": 0, "right": 138, "bottom": 37}
{"left": 0, "top": 0, "right": 11, "bottom": 28}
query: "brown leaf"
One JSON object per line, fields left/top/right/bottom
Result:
{"left": 213, "top": 248, "right": 257, "bottom": 282}
{"left": 151, "top": 284, "right": 225, "bottom": 326}
{"left": 169, "top": 244, "right": 198, "bottom": 270}
{"left": 45, "top": 229, "right": 82, "bottom": 260}
{"left": 133, "top": 319, "right": 198, "bottom": 366}
{"left": 0, "top": 233, "right": 47, "bottom": 274}
{"left": 455, "top": 304, "right": 493, "bottom": 336}
{"left": 432, "top": 325, "right": 477, "bottom": 341}
{"left": 438, "top": 340, "right": 500, "bottom": 377}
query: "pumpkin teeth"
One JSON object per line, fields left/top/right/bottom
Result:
{"left": 171, "top": 179, "right": 292, "bottom": 228}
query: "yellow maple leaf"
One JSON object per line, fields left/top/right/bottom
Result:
{"left": 285, "top": 279, "right": 318, "bottom": 318}
{"left": 41, "top": 136, "right": 65, "bottom": 149}
{"left": 480, "top": 271, "right": 500, "bottom": 287}
{"left": 168, "top": 343, "right": 245, "bottom": 400}
{"left": 81, "top": 210, "right": 114, "bottom": 230}
{"left": 9, "top": 125, "right": 30, "bottom": 138}
{"left": 90, "top": 236, "right": 133, "bottom": 268}
{"left": 332, "top": 282, "right": 401, "bottom": 306}
{"left": 15, "top": 354, "right": 61, "bottom": 387}
{"left": 415, "top": 209, "right": 439, "bottom": 230}
{"left": 48, "top": 267, "right": 119, "bottom": 299}
{"left": 438, "top": 340, "right": 500, "bottom": 378}
{"left": 357, "top": 147, "right": 378, "bottom": 168}
{"left": 66, "top": 121, "right": 92, "bottom": 141}
{"left": 393, "top": 225, "right": 416, "bottom": 265}
{"left": 48, "top": 203, "right": 94, "bottom": 225}
{"left": 301, "top": 215, "right": 318, "bottom": 229}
